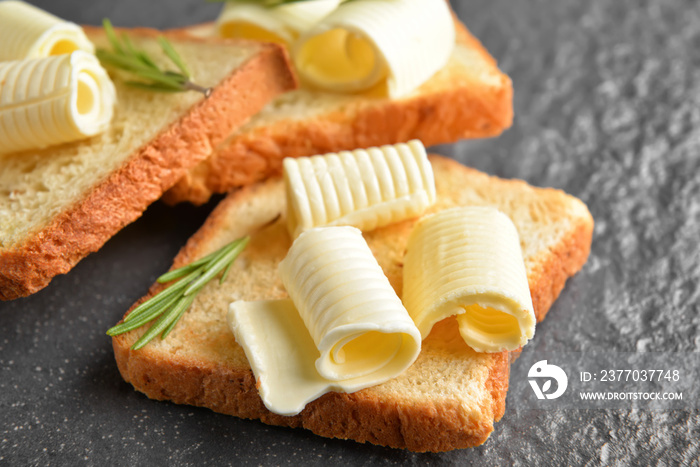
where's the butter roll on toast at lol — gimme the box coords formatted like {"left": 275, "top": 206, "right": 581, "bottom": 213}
{"left": 163, "top": 13, "right": 513, "bottom": 205}
{"left": 112, "top": 155, "right": 593, "bottom": 452}
{"left": 0, "top": 27, "right": 295, "bottom": 300}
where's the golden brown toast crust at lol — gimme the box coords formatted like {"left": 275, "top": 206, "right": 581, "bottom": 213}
{"left": 112, "top": 156, "right": 593, "bottom": 452}
{"left": 0, "top": 28, "right": 296, "bottom": 300}
{"left": 162, "top": 19, "right": 514, "bottom": 205}
{"left": 114, "top": 339, "right": 508, "bottom": 452}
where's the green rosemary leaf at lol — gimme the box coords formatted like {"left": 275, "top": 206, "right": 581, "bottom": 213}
{"left": 107, "top": 310, "right": 163, "bottom": 337}
{"left": 120, "top": 33, "right": 138, "bottom": 61}
{"left": 160, "top": 294, "right": 197, "bottom": 340}
{"left": 181, "top": 242, "right": 238, "bottom": 295}
{"left": 102, "top": 19, "right": 123, "bottom": 54}
{"left": 220, "top": 257, "right": 236, "bottom": 285}
{"left": 124, "top": 81, "right": 184, "bottom": 93}
{"left": 123, "top": 268, "right": 203, "bottom": 323}
{"left": 136, "top": 49, "right": 159, "bottom": 70}
{"left": 158, "top": 36, "right": 190, "bottom": 77}
{"left": 220, "top": 237, "right": 249, "bottom": 284}
{"left": 184, "top": 237, "right": 249, "bottom": 296}
{"left": 106, "top": 291, "right": 180, "bottom": 336}
{"left": 131, "top": 295, "right": 192, "bottom": 351}
{"left": 98, "top": 19, "right": 211, "bottom": 96}
{"left": 157, "top": 263, "right": 201, "bottom": 284}
{"left": 96, "top": 49, "right": 159, "bottom": 76}
{"left": 127, "top": 66, "right": 186, "bottom": 88}
{"left": 106, "top": 234, "right": 251, "bottom": 350}
{"left": 120, "top": 33, "right": 157, "bottom": 71}
{"left": 157, "top": 243, "right": 232, "bottom": 283}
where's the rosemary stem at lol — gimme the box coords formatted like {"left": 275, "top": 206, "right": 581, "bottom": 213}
{"left": 183, "top": 81, "right": 213, "bottom": 97}
{"left": 184, "top": 237, "right": 249, "bottom": 296}
{"left": 98, "top": 18, "right": 207, "bottom": 96}
{"left": 160, "top": 294, "right": 197, "bottom": 339}
{"left": 124, "top": 268, "right": 203, "bottom": 322}
{"left": 107, "top": 233, "right": 250, "bottom": 350}
{"left": 158, "top": 241, "right": 232, "bottom": 283}
{"left": 107, "top": 291, "right": 183, "bottom": 336}
{"left": 131, "top": 296, "right": 191, "bottom": 351}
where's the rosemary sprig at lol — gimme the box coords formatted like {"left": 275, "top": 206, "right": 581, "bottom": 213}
{"left": 96, "top": 19, "right": 212, "bottom": 97}
{"left": 107, "top": 236, "right": 250, "bottom": 350}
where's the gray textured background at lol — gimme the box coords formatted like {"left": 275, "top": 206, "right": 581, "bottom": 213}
{"left": 1, "top": 0, "right": 699, "bottom": 465}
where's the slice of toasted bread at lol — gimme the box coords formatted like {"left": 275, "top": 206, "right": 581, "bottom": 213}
{"left": 0, "top": 27, "right": 296, "bottom": 300}
{"left": 162, "top": 15, "right": 513, "bottom": 205}
{"left": 112, "top": 155, "right": 593, "bottom": 452}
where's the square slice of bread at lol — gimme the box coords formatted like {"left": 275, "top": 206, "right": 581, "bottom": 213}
{"left": 112, "top": 155, "right": 593, "bottom": 452}
{"left": 162, "top": 15, "right": 513, "bottom": 205}
{"left": 0, "top": 28, "right": 296, "bottom": 300}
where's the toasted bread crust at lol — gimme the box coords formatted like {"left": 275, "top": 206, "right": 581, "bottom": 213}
{"left": 530, "top": 213, "right": 594, "bottom": 322}
{"left": 162, "top": 19, "right": 513, "bottom": 205}
{"left": 0, "top": 31, "right": 296, "bottom": 301}
{"left": 113, "top": 156, "right": 593, "bottom": 452}
{"left": 114, "top": 341, "right": 503, "bottom": 452}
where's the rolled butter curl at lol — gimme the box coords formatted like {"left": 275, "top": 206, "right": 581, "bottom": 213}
{"left": 284, "top": 140, "right": 436, "bottom": 238}
{"left": 293, "top": 0, "right": 455, "bottom": 96}
{"left": 0, "top": 1, "right": 95, "bottom": 61}
{"left": 402, "top": 207, "right": 536, "bottom": 352}
{"left": 0, "top": 51, "right": 116, "bottom": 154}
{"left": 217, "top": 0, "right": 340, "bottom": 46}
{"left": 279, "top": 226, "right": 421, "bottom": 381}
{"left": 229, "top": 226, "right": 421, "bottom": 415}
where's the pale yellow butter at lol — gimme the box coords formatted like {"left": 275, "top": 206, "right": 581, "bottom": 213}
{"left": 228, "top": 226, "right": 421, "bottom": 416}
{"left": 402, "top": 207, "right": 536, "bottom": 352}
{"left": 284, "top": 140, "right": 436, "bottom": 238}
{"left": 293, "top": 0, "right": 455, "bottom": 96}
{"left": 0, "top": 51, "right": 116, "bottom": 154}
{"left": 0, "top": 1, "right": 94, "bottom": 61}
{"left": 216, "top": 0, "right": 340, "bottom": 46}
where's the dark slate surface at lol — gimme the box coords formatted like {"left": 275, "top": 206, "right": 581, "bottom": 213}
{"left": 1, "top": 0, "right": 699, "bottom": 465}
